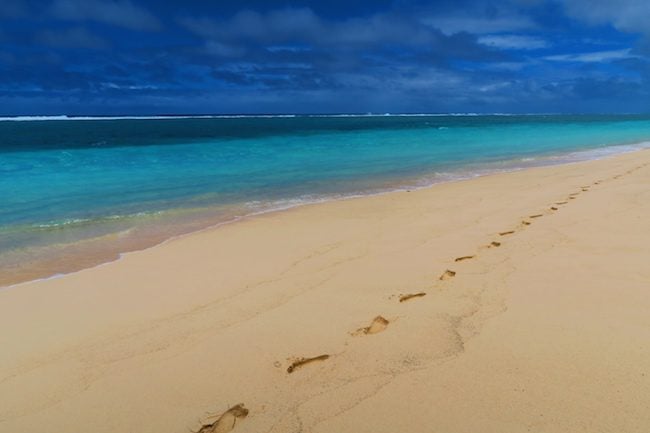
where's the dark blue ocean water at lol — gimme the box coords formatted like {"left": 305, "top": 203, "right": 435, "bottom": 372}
{"left": 2, "top": 114, "right": 650, "bottom": 285}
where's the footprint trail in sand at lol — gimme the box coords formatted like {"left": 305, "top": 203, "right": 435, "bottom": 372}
{"left": 287, "top": 355, "right": 330, "bottom": 373}
{"left": 439, "top": 269, "right": 456, "bottom": 280}
{"left": 355, "top": 316, "right": 390, "bottom": 335}
{"left": 196, "top": 404, "right": 249, "bottom": 433}
{"left": 399, "top": 293, "right": 426, "bottom": 303}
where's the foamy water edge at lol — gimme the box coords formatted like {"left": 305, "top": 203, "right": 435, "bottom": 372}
{"left": 2, "top": 140, "right": 649, "bottom": 291}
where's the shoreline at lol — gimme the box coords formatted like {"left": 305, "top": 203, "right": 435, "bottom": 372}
{"left": 3, "top": 139, "right": 650, "bottom": 290}
{"left": 2, "top": 148, "right": 650, "bottom": 432}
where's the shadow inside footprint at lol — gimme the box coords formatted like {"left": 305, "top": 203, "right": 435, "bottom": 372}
{"left": 555, "top": 201, "right": 568, "bottom": 205}
{"left": 529, "top": 214, "right": 543, "bottom": 218}
{"left": 550, "top": 207, "right": 558, "bottom": 211}
{"left": 287, "top": 355, "right": 330, "bottom": 373}
{"left": 399, "top": 292, "right": 426, "bottom": 302}
{"left": 522, "top": 221, "right": 531, "bottom": 226}
{"left": 356, "top": 315, "right": 390, "bottom": 335}
{"left": 439, "top": 269, "right": 456, "bottom": 280}
{"left": 499, "top": 230, "right": 515, "bottom": 236}
{"left": 454, "top": 255, "right": 475, "bottom": 262}
{"left": 489, "top": 241, "right": 501, "bottom": 248}
{"left": 196, "top": 404, "right": 249, "bottom": 433}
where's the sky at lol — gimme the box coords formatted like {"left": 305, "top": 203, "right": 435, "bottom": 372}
{"left": 1, "top": 0, "right": 650, "bottom": 115}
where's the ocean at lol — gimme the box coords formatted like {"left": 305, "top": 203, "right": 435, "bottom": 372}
{"left": 2, "top": 114, "right": 650, "bottom": 286}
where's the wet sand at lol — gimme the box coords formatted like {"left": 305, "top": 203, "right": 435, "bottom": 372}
{"left": 2, "top": 150, "right": 650, "bottom": 432}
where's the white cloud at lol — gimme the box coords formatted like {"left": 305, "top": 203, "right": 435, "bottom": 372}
{"left": 483, "top": 61, "right": 530, "bottom": 71}
{"left": 479, "top": 34, "right": 549, "bottom": 50}
{"left": 422, "top": 13, "right": 536, "bottom": 35}
{"left": 266, "top": 45, "right": 312, "bottom": 53}
{"left": 102, "top": 82, "right": 159, "bottom": 90}
{"left": 561, "top": 0, "right": 650, "bottom": 35}
{"left": 545, "top": 48, "right": 636, "bottom": 62}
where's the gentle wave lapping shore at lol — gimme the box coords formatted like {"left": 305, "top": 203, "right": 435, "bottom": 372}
{"left": 3, "top": 115, "right": 650, "bottom": 287}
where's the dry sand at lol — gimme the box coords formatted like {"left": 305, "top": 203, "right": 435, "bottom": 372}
{"left": 2, "top": 150, "right": 650, "bottom": 432}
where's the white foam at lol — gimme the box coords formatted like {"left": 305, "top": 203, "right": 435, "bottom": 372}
{"left": 0, "top": 115, "right": 298, "bottom": 122}
{"left": 0, "top": 113, "right": 566, "bottom": 122}
{"left": 3, "top": 138, "right": 649, "bottom": 290}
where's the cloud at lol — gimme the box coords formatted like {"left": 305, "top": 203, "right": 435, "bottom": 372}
{"left": 545, "top": 48, "right": 636, "bottom": 62}
{"left": 3, "top": 0, "right": 650, "bottom": 114}
{"left": 180, "top": 7, "right": 504, "bottom": 62}
{"left": 180, "top": 8, "right": 322, "bottom": 45}
{"left": 560, "top": 0, "right": 650, "bottom": 38}
{"left": 421, "top": 13, "right": 536, "bottom": 35}
{"left": 177, "top": 6, "right": 511, "bottom": 102}
{"left": 478, "top": 34, "right": 549, "bottom": 50}
{"left": 478, "top": 35, "right": 550, "bottom": 50}
{"left": 50, "top": 0, "right": 161, "bottom": 31}
{"left": 570, "top": 77, "right": 643, "bottom": 100}
{"left": 36, "top": 27, "right": 109, "bottom": 50}
{"left": 101, "top": 82, "right": 158, "bottom": 90}
{"left": 204, "top": 41, "right": 246, "bottom": 58}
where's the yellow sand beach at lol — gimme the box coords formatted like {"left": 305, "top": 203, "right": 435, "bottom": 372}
{"left": 2, "top": 149, "right": 650, "bottom": 432}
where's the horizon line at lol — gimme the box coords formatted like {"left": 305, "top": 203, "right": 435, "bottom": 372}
{"left": 2, "top": 112, "right": 650, "bottom": 121}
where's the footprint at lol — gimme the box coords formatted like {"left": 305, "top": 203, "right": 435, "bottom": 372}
{"left": 499, "top": 230, "right": 515, "bottom": 236}
{"left": 355, "top": 315, "right": 390, "bottom": 335}
{"left": 582, "top": 188, "right": 589, "bottom": 192}
{"left": 196, "top": 404, "right": 249, "bottom": 433}
{"left": 439, "top": 269, "right": 456, "bottom": 280}
{"left": 555, "top": 201, "right": 568, "bottom": 205}
{"left": 569, "top": 193, "right": 580, "bottom": 197}
{"left": 489, "top": 241, "right": 501, "bottom": 248}
{"left": 550, "top": 207, "right": 558, "bottom": 211}
{"left": 522, "top": 221, "right": 531, "bottom": 226}
{"left": 287, "top": 355, "right": 330, "bottom": 373}
{"left": 399, "top": 292, "right": 426, "bottom": 302}
{"left": 454, "top": 255, "right": 475, "bottom": 262}
{"left": 529, "top": 214, "right": 543, "bottom": 218}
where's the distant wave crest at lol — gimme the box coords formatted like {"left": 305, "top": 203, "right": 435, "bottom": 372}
{"left": 0, "top": 113, "right": 559, "bottom": 122}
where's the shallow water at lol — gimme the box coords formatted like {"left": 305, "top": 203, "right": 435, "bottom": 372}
{"left": 2, "top": 114, "right": 650, "bottom": 286}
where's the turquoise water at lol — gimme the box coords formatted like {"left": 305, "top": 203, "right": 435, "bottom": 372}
{"left": 2, "top": 114, "right": 650, "bottom": 285}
